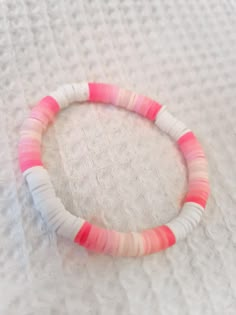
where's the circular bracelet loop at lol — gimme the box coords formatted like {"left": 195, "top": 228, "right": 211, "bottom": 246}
{"left": 18, "top": 82, "right": 210, "bottom": 256}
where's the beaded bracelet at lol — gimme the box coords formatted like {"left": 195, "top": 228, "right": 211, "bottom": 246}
{"left": 18, "top": 82, "right": 210, "bottom": 257}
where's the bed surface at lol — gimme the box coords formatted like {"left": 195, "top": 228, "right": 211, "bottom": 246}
{"left": 0, "top": 0, "right": 236, "bottom": 314}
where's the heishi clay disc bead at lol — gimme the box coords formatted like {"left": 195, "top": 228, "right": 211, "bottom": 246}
{"left": 18, "top": 82, "right": 210, "bottom": 257}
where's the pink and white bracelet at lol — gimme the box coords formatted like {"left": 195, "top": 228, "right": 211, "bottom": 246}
{"left": 18, "top": 82, "right": 210, "bottom": 257}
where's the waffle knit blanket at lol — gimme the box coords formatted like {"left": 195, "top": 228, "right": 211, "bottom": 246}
{"left": 0, "top": 0, "right": 236, "bottom": 314}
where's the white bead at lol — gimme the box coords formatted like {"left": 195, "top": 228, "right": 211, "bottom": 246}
{"left": 71, "top": 82, "right": 90, "bottom": 102}
{"left": 166, "top": 202, "right": 204, "bottom": 241}
{"left": 50, "top": 82, "right": 89, "bottom": 109}
{"left": 50, "top": 88, "right": 69, "bottom": 109}
{"left": 155, "top": 107, "right": 190, "bottom": 141}
{"left": 23, "top": 166, "right": 84, "bottom": 239}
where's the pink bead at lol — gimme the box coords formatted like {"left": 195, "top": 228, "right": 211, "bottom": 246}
{"left": 39, "top": 96, "right": 60, "bottom": 114}
{"left": 74, "top": 221, "right": 92, "bottom": 245}
{"left": 133, "top": 95, "right": 162, "bottom": 121}
{"left": 88, "top": 83, "right": 119, "bottom": 104}
{"left": 74, "top": 221, "right": 176, "bottom": 256}
{"left": 19, "top": 159, "right": 43, "bottom": 172}
{"left": 177, "top": 132, "right": 210, "bottom": 208}
{"left": 30, "top": 96, "right": 60, "bottom": 126}
{"left": 88, "top": 83, "right": 162, "bottom": 121}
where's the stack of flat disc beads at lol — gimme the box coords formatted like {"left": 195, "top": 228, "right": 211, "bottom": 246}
{"left": 18, "top": 82, "right": 210, "bottom": 257}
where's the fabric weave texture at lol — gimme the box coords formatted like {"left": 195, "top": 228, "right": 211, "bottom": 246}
{"left": 0, "top": 0, "right": 236, "bottom": 314}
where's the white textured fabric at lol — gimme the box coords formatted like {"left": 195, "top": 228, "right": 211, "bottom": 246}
{"left": 0, "top": 1, "right": 236, "bottom": 314}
